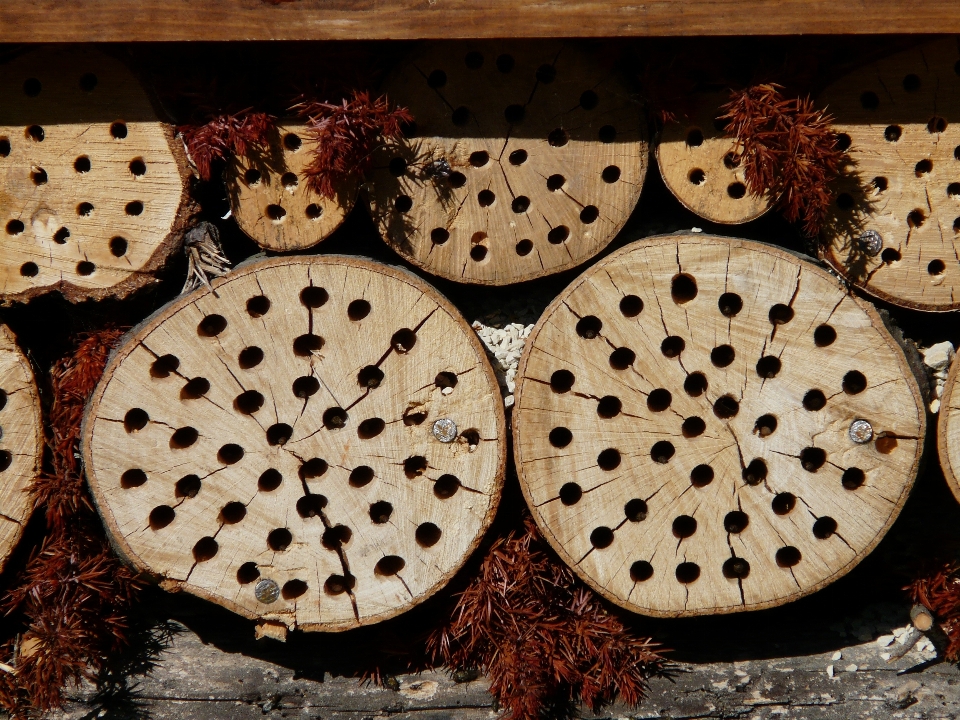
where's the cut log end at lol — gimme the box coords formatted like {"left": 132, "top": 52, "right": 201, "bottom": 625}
{"left": 83, "top": 255, "right": 506, "bottom": 631}
{"left": 514, "top": 233, "right": 925, "bottom": 617}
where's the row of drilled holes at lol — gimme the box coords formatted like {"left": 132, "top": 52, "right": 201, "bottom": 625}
{"left": 0, "top": 391, "right": 11, "bottom": 470}
{"left": 19, "top": 73, "right": 99, "bottom": 96}
{"left": 0, "top": 122, "right": 128, "bottom": 149}
{"left": 624, "top": 548, "right": 806, "bottom": 585}
{"left": 686, "top": 168, "right": 748, "bottom": 199}
{"left": 858, "top": 61, "right": 960, "bottom": 108}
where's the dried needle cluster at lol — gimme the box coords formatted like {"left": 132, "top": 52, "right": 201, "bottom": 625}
{"left": 908, "top": 563, "right": 960, "bottom": 661}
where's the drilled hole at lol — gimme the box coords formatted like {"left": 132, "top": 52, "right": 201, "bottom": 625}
{"left": 812, "top": 324, "right": 837, "bottom": 347}
{"left": 357, "top": 418, "right": 385, "bottom": 440}
{"left": 580, "top": 205, "right": 599, "bottom": 224}
{"left": 322, "top": 407, "right": 348, "bottom": 430}
{"left": 124, "top": 408, "right": 149, "bottom": 432}
{"left": 907, "top": 209, "right": 925, "bottom": 228}
{"left": 598, "top": 448, "right": 622, "bottom": 470}
{"left": 676, "top": 562, "right": 701, "bottom": 584}
{"left": 511, "top": 195, "right": 531, "bottom": 214}
{"left": 300, "top": 458, "right": 328, "bottom": 479}
{"left": 716, "top": 292, "right": 743, "bottom": 317}
{"left": 376, "top": 556, "right": 406, "bottom": 576}
{"left": 221, "top": 501, "right": 247, "bottom": 524}
{"left": 754, "top": 414, "right": 777, "bottom": 437}
{"left": 357, "top": 366, "right": 384, "bottom": 389}
{"left": 647, "top": 388, "right": 672, "bottom": 412}
{"left": 671, "top": 274, "right": 698, "bottom": 303}
{"left": 873, "top": 176, "right": 888, "bottom": 192}
{"left": 597, "top": 396, "right": 622, "bottom": 419}
{"left": 712, "top": 395, "right": 738, "bottom": 419}
{"left": 929, "top": 116, "right": 948, "bottom": 134}
{"left": 630, "top": 561, "right": 654, "bottom": 582}
{"left": 180, "top": 377, "right": 210, "bottom": 399}
{"left": 884, "top": 125, "right": 902, "bottom": 142}
{"left": 20, "top": 262, "right": 38, "bottom": 277}
{"left": 109, "top": 236, "right": 127, "bottom": 257}
{"left": 602, "top": 165, "right": 621, "bottom": 183}
{"left": 258, "top": 469, "right": 282, "bottom": 492}
{"left": 237, "top": 346, "right": 264, "bottom": 370}
{"left": 0, "top": 138, "right": 9, "bottom": 157}
{"left": 724, "top": 511, "right": 749, "bottom": 533}
{"left": 546, "top": 174, "right": 565, "bottom": 191}
{"left": 771, "top": 492, "right": 796, "bottom": 515}
{"left": 121, "top": 469, "right": 148, "bottom": 489}
{"left": 434, "top": 474, "right": 460, "bottom": 499}
{"left": 549, "top": 427, "right": 573, "bottom": 448}
{"left": 191, "top": 537, "right": 217, "bottom": 562}
{"left": 536, "top": 64, "right": 556, "bottom": 83}
{"left": 756, "top": 355, "right": 781, "bottom": 378}
{"left": 402, "top": 407, "right": 427, "bottom": 426}
{"left": 842, "top": 370, "right": 867, "bottom": 394}
{"left": 5, "top": 220, "right": 24, "bottom": 235}
{"left": 350, "top": 466, "right": 375, "bottom": 488}
{"left": 776, "top": 546, "right": 801, "bottom": 567}
{"left": 283, "top": 133, "right": 301, "bottom": 151}
{"left": 76, "top": 261, "right": 95, "bottom": 276}
{"left": 915, "top": 159, "right": 933, "bottom": 176}
{"left": 198, "top": 314, "right": 227, "bottom": 337}
{"left": 149, "top": 505, "right": 175, "bottom": 530}
{"left": 686, "top": 128, "right": 704, "bottom": 147}
{"left": 711, "top": 344, "right": 735, "bottom": 368}
{"left": 599, "top": 125, "right": 616, "bottom": 142}
{"left": 451, "top": 106, "right": 470, "bottom": 126}
{"left": 548, "top": 128, "right": 569, "bottom": 147}
{"left": 547, "top": 225, "right": 569, "bottom": 244}
{"left": 812, "top": 516, "right": 838, "bottom": 539}
{"left": 559, "top": 482, "right": 582, "bottom": 505}
{"left": 860, "top": 91, "right": 880, "bottom": 110}
{"left": 576, "top": 315, "right": 602, "bottom": 339}
{"left": 590, "top": 527, "right": 614, "bottom": 549}
{"left": 624, "top": 498, "right": 648, "bottom": 522}
{"left": 836, "top": 193, "right": 854, "bottom": 210}
{"left": 77, "top": 202, "right": 94, "bottom": 216}
{"left": 293, "top": 334, "right": 324, "bottom": 357}
{"left": 51, "top": 227, "right": 71, "bottom": 245}
{"left": 322, "top": 524, "right": 352, "bottom": 550}
{"left": 237, "top": 562, "right": 260, "bottom": 584}
{"left": 222, "top": 402, "right": 260, "bottom": 439}
{"left": 769, "top": 304, "right": 794, "bottom": 325}
{"left": 305, "top": 203, "right": 323, "bottom": 220}
{"left": 31, "top": 168, "right": 47, "bottom": 185}
{"left": 928, "top": 259, "right": 946, "bottom": 275}
{"left": 218, "top": 443, "right": 245, "bottom": 464}
{"left": 651, "top": 441, "right": 675, "bottom": 464}
{"left": 619, "top": 294, "right": 643, "bottom": 317}
{"left": 281, "top": 172, "right": 298, "bottom": 189}
{"left": 27, "top": 125, "right": 44, "bottom": 142}
{"left": 394, "top": 195, "right": 413, "bottom": 213}
{"left": 323, "top": 575, "right": 352, "bottom": 595}
{"left": 448, "top": 171, "right": 466, "bottom": 188}
{"left": 727, "top": 182, "right": 747, "bottom": 199}
{"left": 682, "top": 416, "right": 706, "bottom": 438}
{"left": 742, "top": 458, "right": 767, "bottom": 485}
{"left": 509, "top": 149, "right": 527, "bottom": 165}
{"left": 170, "top": 426, "right": 198, "bottom": 448}
{"left": 416, "top": 522, "right": 442, "bottom": 548}
{"left": 842, "top": 467, "right": 865, "bottom": 490}
{"left": 125, "top": 200, "right": 143, "bottom": 216}
{"left": 267, "top": 528, "right": 293, "bottom": 552}
{"left": 723, "top": 151, "right": 741, "bottom": 168}
{"left": 266, "top": 423, "right": 292, "bottom": 446}
{"left": 370, "top": 500, "right": 393, "bottom": 524}
{"left": 391, "top": 328, "right": 417, "bottom": 353}
{"left": 470, "top": 245, "right": 488, "bottom": 262}
{"left": 689, "top": 168, "right": 705, "bottom": 185}
{"left": 427, "top": 69, "right": 447, "bottom": 88}
{"left": 550, "top": 369, "right": 575, "bottom": 393}
{"left": 723, "top": 558, "right": 751, "bottom": 579}
{"left": 609, "top": 347, "right": 635, "bottom": 370}
{"left": 404, "top": 455, "right": 428, "bottom": 479}
{"left": 690, "top": 464, "right": 714, "bottom": 487}
{"left": 300, "top": 285, "right": 329, "bottom": 308}
{"left": 247, "top": 295, "right": 270, "bottom": 317}
{"left": 516, "top": 239, "right": 533, "bottom": 256}
{"left": 661, "top": 336, "right": 685, "bottom": 358}
{"left": 431, "top": 228, "right": 450, "bottom": 245}
{"left": 800, "top": 447, "right": 826, "bottom": 472}
{"left": 673, "top": 515, "right": 697, "bottom": 538}
{"left": 504, "top": 104, "right": 525, "bottom": 123}
{"left": 802, "top": 388, "right": 827, "bottom": 411}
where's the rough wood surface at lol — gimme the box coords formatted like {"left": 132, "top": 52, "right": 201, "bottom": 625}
{"left": 656, "top": 93, "right": 773, "bottom": 225}
{"left": 3, "top": 1, "right": 960, "bottom": 41}
{"left": 513, "top": 233, "right": 925, "bottom": 617}
{"left": 226, "top": 124, "right": 357, "bottom": 252}
{"left": 0, "top": 324, "right": 41, "bottom": 574}
{"left": 937, "top": 349, "right": 960, "bottom": 506}
{"left": 81, "top": 255, "right": 506, "bottom": 632}
{"left": 819, "top": 38, "right": 960, "bottom": 312}
{"left": 365, "top": 41, "right": 647, "bottom": 286}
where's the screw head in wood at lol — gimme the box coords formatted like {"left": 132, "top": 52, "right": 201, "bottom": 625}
{"left": 849, "top": 419, "right": 874, "bottom": 444}
{"left": 254, "top": 578, "right": 280, "bottom": 604}
{"left": 432, "top": 418, "right": 458, "bottom": 443}
{"left": 857, "top": 230, "right": 883, "bottom": 257}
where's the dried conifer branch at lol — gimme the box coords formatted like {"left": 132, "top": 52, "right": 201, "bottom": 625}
{"left": 292, "top": 90, "right": 412, "bottom": 199}
{"left": 427, "top": 515, "right": 666, "bottom": 719}
{"left": 719, "top": 83, "right": 844, "bottom": 236}
{"left": 907, "top": 562, "right": 960, "bottom": 661}
{"left": 181, "top": 222, "right": 231, "bottom": 295}
{"left": 0, "top": 329, "right": 144, "bottom": 717}
{"left": 177, "top": 109, "right": 276, "bottom": 181}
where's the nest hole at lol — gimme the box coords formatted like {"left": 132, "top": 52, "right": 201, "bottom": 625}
{"left": 19, "top": 263, "right": 38, "bottom": 278}
{"left": 350, "top": 466, "right": 375, "bottom": 488}
{"left": 841, "top": 467, "right": 866, "bottom": 489}
{"left": 813, "top": 516, "right": 838, "bottom": 539}
{"left": 512, "top": 196, "right": 531, "bottom": 214}
{"left": 237, "top": 562, "right": 260, "bottom": 585}
{"left": 769, "top": 303, "right": 794, "bottom": 325}
{"left": 193, "top": 537, "right": 218, "bottom": 562}
{"left": 842, "top": 370, "right": 867, "bottom": 394}
{"left": 776, "top": 546, "right": 802, "bottom": 568}
{"left": 357, "top": 366, "right": 384, "bottom": 389}
{"left": 711, "top": 344, "right": 735, "bottom": 368}
{"left": 110, "top": 236, "right": 128, "bottom": 257}
{"left": 803, "top": 389, "right": 827, "bottom": 411}
{"left": 714, "top": 395, "right": 739, "bottom": 419}
{"left": 323, "top": 575, "right": 353, "bottom": 596}
{"left": 546, "top": 174, "right": 565, "bottom": 191}
{"left": 451, "top": 106, "right": 470, "bottom": 126}
{"left": 267, "top": 528, "right": 293, "bottom": 552}
{"left": 322, "top": 524, "right": 352, "bottom": 550}
{"left": 690, "top": 464, "right": 714, "bottom": 487}
{"left": 598, "top": 448, "right": 622, "bottom": 470}
{"left": 121, "top": 468, "right": 148, "bottom": 489}
{"left": 602, "top": 165, "right": 621, "bottom": 183}
{"left": 238, "top": 346, "right": 264, "bottom": 370}
{"left": 234, "top": 389, "right": 265, "bottom": 414}
{"left": 771, "top": 492, "right": 796, "bottom": 515}
{"left": 431, "top": 228, "right": 450, "bottom": 245}
{"left": 620, "top": 294, "right": 643, "bottom": 317}
{"left": 548, "top": 128, "right": 569, "bottom": 147}
{"left": 391, "top": 328, "right": 417, "bottom": 353}
{"left": 376, "top": 556, "right": 406, "bottom": 576}
{"left": 686, "top": 128, "right": 704, "bottom": 147}
{"left": 218, "top": 443, "right": 245, "bottom": 464}
{"left": 718, "top": 292, "right": 743, "bottom": 317}
{"left": 884, "top": 125, "right": 902, "bottom": 142}
{"left": 723, "top": 558, "right": 751, "bottom": 579}
{"left": 299, "top": 457, "right": 329, "bottom": 480}
{"left": 258, "top": 469, "right": 282, "bottom": 492}
{"left": 404, "top": 455, "right": 428, "bottom": 479}
{"left": 689, "top": 168, "right": 706, "bottom": 185}
{"left": 676, "top": 562, "right": 701, "bottom": 584}
{"left": 198, "top": 314, "right": 227, "bottom": 337}
{"left": 281, "top": 172, "right": 298, "bottom": 189}
{"left": 509, "top": 149, "right": 527, "bottom": 165}
{"left": 550, "top": 369, "right": 575, "bottom": 393}
{"left": 293, "top": 333, "right": 325, "bottom": 356}
{"left": 221, "top": 501, "right": 247, "bottom": 524}
{"left": 754, "top": 414, "right": 778, "bottom": 437}
{"left": 928, "top": 259, "right": 946, "bottom": 275}
{"left": 416, "top": 522, "right": 442, "bottom": 547}
{"left": 907, "top": 209, "right": 925, "bottom": 228}
{"left": 5, "top": 220, "right": 24, "bottom": 235}
{"left": 434, "top": 474, "right": 461, "bottom": 499}
{"left": 800, "top": 446, "right": 827, "bottom": 472}
{"left": 814, "top": 324, "right": 837, "bottom": 347}
{"left": 590, "top": 527, "right": 614, "bottom": 549}
{"left": 123, "top": 408, "right": 149, "bottom": 433}
{"left": 650, "top": 440, "right": 675, "bottom": 464}
{"left": 394, "top": 195, "right": 413, "bottom": 213}
{"left": 370, "top": 501, "right": 393, "bottom": 524}
{"left": 647, "top": 388, "right": 672, "bottom": 412}
{"left": 742, "top": 458, "right": 767, "bottom": 485}
{"left": 928, "top": 116, "right": 948, "bottom": 134}
{"left": 27, "top": 125, "right": 44, "bottom": 142}
{"left": 347, "top": 299, "right": 371, "bottom": 321}
{"left": 630, "top": 561, "right": 654, "bottom": 582}
{"left": 547, "top": 225, "right": 569, "bottom": 244}
{"left": 672, "top": 515, "right": 697, "bottom": 538}
{"left": 283, "top": 580, "right": 308, "bottom": 599}
{"left": 516, "top": 239, "right": 533, "bottom": 256}
{"left": 175, "top": 474, "right": 201, "bottom": 498}
{"left": 77, "top": 261, "right": 96, "bottom": 277}
{"left": 402, "top": 406, "right": 427, "bottom": 426}
{"left": 300, "top": 285, "right": 329, "bottom": 308}
{"left": 661, "top": 335, "right": 685, "bottom": 358}
{"left": 247, "top": 295, "right": 271, "bottom": 317}
{"left": 549, "top": 426, "right": 573, "bottom": 448}
{"left": 860, "top": 91, "right": 880, "bottom": 110}
{"left": 727, "top": 182, "right": 746, "bottom": 199}
{"left": 357, "top": 418, "right": 385, "bottom": 440}
{"left": 597, "top": 395, "right": 622, "bottom": 419}
{"left": 625, "top": 498, "right": 648, "bottom": 522}
{"left": 599, "top": 125, "right": 616, "bottom": 143}
{"left": 559, "top": 482, "right": 582, "bottom": 506}
{"left": 724, "top": 511, "right": 749, "bottom": 533}
{"left": 125, "top": 200, "right": 144, "bottom": 216}
{"left": 283, "top": 133, "right": 302, "bottom": 151}
{"left": 609, "top": 347, "right": 636, "bottom": 369}
{"left": 681, "top": 416, "right": 706, "bottom": 438}
{"left": 756, "top": 355, "right": 781, "bottom": 378}
{"left": 266, "top": 423, "right": 292, "bottom": 446}
{"left": 576, "top": 315, "right": 602, "bottom": 339}
{"left": 169, "top": 426, "right": 199, "bottom": 449}
{"left": 671, "top": 274, "right": 698, "bottom": 304}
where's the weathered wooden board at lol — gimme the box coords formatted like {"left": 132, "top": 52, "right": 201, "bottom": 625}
{"left": 82, "top": 255, "right": 506, "bottom": 633}
{"left": 1, "top": 0, "right": 960, "bottom": 41}
{"left": 513, "top": 233, "right": 925, "bottom": 617}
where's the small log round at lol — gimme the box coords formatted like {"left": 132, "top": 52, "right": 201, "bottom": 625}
{"left": 82, "top": 255, "right": 506, "bottom": 631}
{"left": 656, "top": 92, "right": 773, "bottom": 224}
{"left": 819, "top": 38, "right": 960, "bottom": 312}
{"left": 513, "top": 233, "right": 925, "bottom": 617}
{"left": 364, "top": 42, "right": 648, "bottom": 285}
{"left": 0, "top": 324, "right": 42, "bottom": 573}
{"left": 225, "top": 123, "right": 358, "bottom": 252}
{"left": 936, "top": 350, "right": 960, "bottom": 505}
{"left": 0, "top": 46, "right": 195, "bottom": 303}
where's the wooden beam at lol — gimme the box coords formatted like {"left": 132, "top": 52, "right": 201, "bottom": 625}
{"left": 1, "top": 0, "right": 958, "bottom": 41}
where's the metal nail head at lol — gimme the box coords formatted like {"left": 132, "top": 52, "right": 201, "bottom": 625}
{"left": 849, "top": 419, "right": 874, "bottom": 444}
{"left": 255, "top": 578, "right": 280, "bottom": 604}
{"left": 857, "top": 230, "right": 883, "bottom": 257}
{"left": 432, "top": 418, "right": 458, "bottom": 443}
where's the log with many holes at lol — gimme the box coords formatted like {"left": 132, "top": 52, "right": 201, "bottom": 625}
{"left": 0, "top": 324, "right": 42, "bottom": 573}
{"left": 513, "top": 234, "right": 925, "bottom": 617}
{"left": 819, "top": 38, "right": 960, "bottom": 312}
{"left": 364, "top": 42, "right": 647, "bottom": 285}
{"left": 226, "top": 124, "right": 358, "bottom": 252}
{"left": 81, "top": 255, "right": 505, "bottom": 632}
{"left": 0, "top": 46, "right": 195, "bottom": 304}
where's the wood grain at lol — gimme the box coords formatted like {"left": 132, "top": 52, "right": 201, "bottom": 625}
{"left": 0, "top": 46, "right": 195, "bottom": 303}
{"left": 1, "top": 1, "right": 959, "bottom": 41}
{"left": 656, "top": 92, "right": 773, "bottom": 225}
{"left": 937, "top": 351, "right": 960, "bottom": 505}
{"left": 819, "top": 38, "right": 960, "bottom": 312}
{"left": 513, "top": 233, "right": 925, "bottom": 617}
{"left": 82, "top": 255, "right": 506, "bottom": 632}
{"left": 226, "top": 124, "right": 357, "bottom": 253}
{"left": 365, "top": 41, "right": 647, "bottom": 285}
{"left": 0, "top": 323, "right": 42, "bottom": 574}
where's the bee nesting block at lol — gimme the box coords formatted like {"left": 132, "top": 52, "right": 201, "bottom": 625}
{"left": 225, "top": 124, "right": 358, "bottom": 252}
{"left": 365, "top": 42, "right": 648, "bottom": 285}
{"left": 937, "top": 355, "right": 960, "bottom": 505}
{"left": 819, "top": 38, "right": 960, "bottom": 311}
{"left": 656, "top": 93, "right": 773, "bottom": 224}
{"left": 513, "top": 234, "right": 924, "bottom": 617}
{"left": 0, "top": 46, "right": 195, "bottom": 303}
{"left": 82, "top": 255, "right": 506, "bottom": 631}
{"left": 0, "top": 324, "right": 42, "bottom": 573}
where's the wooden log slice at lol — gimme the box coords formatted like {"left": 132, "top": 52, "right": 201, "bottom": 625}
{"left": 937, "top": 353, "right": 960, "bottom": 505}
{"left": 656, "top": 92, "right": 773, "bottom": 224}
{"left": 225, "top": 124, "right": 358, "bottom": 252}
{"left": 0, "top": 324, "right": 42, "bottom": 573}
{"left": 819, "top": 38, "right": 960, "bottom": 312}
{"left": 82, "top": 255, "right": 505, "bottom": 631}
{"left": 364, "top": 42, "right": 648, "bottom": 285}
{"left": 0, "top": 46, "right": 194, "bottom": 304}
{"left": 513, "top": 233, "right": 925, "bottom": 617}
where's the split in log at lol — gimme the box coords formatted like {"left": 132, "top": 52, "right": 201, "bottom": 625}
{"left": 936, "top": 347, "right": 960, "bottom": 506}
{"left": 226, "top": 124, "right": 358, "bottom": 252}
{"left": 819, "top": 38, "right": 960, "bottom": 312}
{"left": 656, "top": 92, "right": 773, "bottom": 225}
{"left": 0, "top": 324, "right": 42, "bottom": 573}
{"left": 0, "top": 46, "right": 195, "bottom": 304}
{"left": 81, "top": 255, "right": 506, "bottom": 632}
{"left": 513, "top": 233, "right": 925, "bottom": 617}
{"left": 364, "top": 42, "right": 648, "bottom": 285}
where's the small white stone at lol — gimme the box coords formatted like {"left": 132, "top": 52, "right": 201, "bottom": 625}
{"left": 876, "top": 635, "right": 896, "bottom": 647}
{"left": 441, "top": 386, "right": 453, "bottom": 396}
{"left": 922, "top": 341, "right": 955, "bottom": 372}
{"left": 930, "top": 398, "right": 942, "bottom": 414}
{"left": 844, "top": 664, "right": 858, "bottom": 673}
{"left": 880, "top": 652, "right": 892, "bottom": 661}
{"left": 826, "top": 665, "right": 834, "bottom": 678}
{"left": 831, "top": 650, "right": 842, "bottom": 661}
{"left": 691, "top": 227, "right": 703, "bottom": 233}
{"left": 504, "top": 395, "right": 515, "bottom": 408}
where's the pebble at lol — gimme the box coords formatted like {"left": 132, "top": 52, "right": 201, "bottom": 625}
{"left": 831, "top": 651, "right": 842, "bottom": 661}
{"left": 826, "top": 664, "right": 835, "bottom": 678}
{"left": 472, "top": 305, "right": 541, "bottom": 409}
{"left": 845, "top": 664, "right": 858, "bottom": 673}
{"left": 920, "top": 341, "right": 955, "bottom": 413}
{"left": 876, "top": 635, "right": 895, "bottom": 647}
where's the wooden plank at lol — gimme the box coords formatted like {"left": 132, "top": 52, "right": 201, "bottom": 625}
{"left": 1, "top": 0, "right": 959, "bottom": 42}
